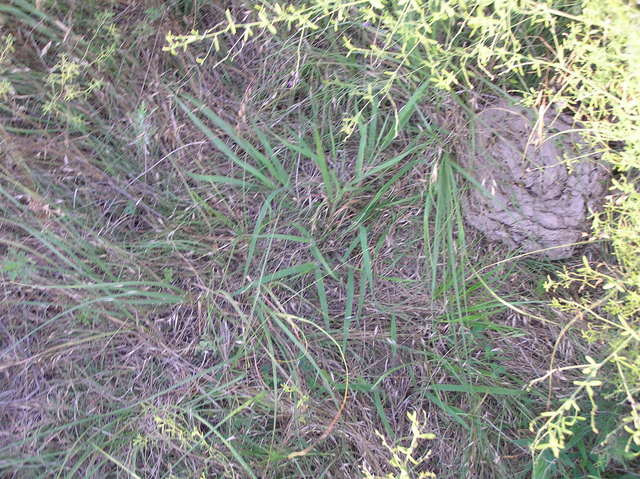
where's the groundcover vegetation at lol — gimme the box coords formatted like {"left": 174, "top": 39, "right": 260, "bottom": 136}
{"left": 0, "top": 1, "right": 638, "bottom": 478}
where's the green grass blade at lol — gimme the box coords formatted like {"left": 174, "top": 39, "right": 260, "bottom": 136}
{"left": 313, "top": 128, "right": 337, "bottom": 199}
{"left": 315, "top": 268, "right": 330, "bottom": 330}
{"left": 234, "top": 262, "right": 316, "bottom": 295}
{"left": 428, "top": 384, "right": 524, "bottom": 396}
{"left": 293, "top": 224, "right": 337, "bottom": 281}
{"left": 379, "top": 81, "right": 431, "bottom": 151}
{"left": 363, "top": 143, "right": 424, "bottom": 179}
{"left": 355, "top": 115, "right": 368, "bottom": 182}
{"left": 352, "top": 156, "right": 421, "bottom": 230}
{"left": 176, "top": 98, "right": 275, "bottom": 189}
{"left": 182, "top": 94, "right": 287, "bottom": 186}
{"left": 192, "top": 413, "right": 258, "bottom": 479}
{"left": 255, "top": 127, "right": 289, "bottom": 186}
{"left": 358, "top": 225, "right": 374, "bottom": 293}
{"left": 187, "top": 172, "right": 260, "bottom": 189}
{"left": 244, "top": 189, "right": 279, "bottom": 278}
{"left": 343, "top": 267, "right": 355, "bottom": 353}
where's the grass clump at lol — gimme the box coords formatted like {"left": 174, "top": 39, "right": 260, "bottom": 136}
{"left": 0, "top": 0, "right": 638, "bottom": 478}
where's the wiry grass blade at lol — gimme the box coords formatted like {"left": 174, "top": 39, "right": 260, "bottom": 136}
{"left": 312, "top": 128, "right": 338, "bottom": 200}
{"left": 186, "top": 172, "right": 261, "bottom": 189}
{"left": 352, "top": 156, "right": 422, "bottom": 230}
{"left": 244, "top": 189, "right": 281, "bottom": 278}
{"left": 423, "top": 153, "right": 465, "bottom": 298}
{"left": 181, "top": 94, "right": 289, "bottom": 187}
{"left": 343, "top": 266, "right": 355, "bottom": 353}
{"left": 177, "top": 98, "right": 277, "bottom": 189}
{"left": 314, "top": 268, "right": 330, "bottom": 329}
{"left": 0, "top": 2, "right": 59, "bottom": 40}
{"left": 355, "top": 114, "right": 368, "bottom": 182}
{"left": 293, "top": 223, "right": 337, "bottom": 281}
{"left": 362, "top": 142, "right": 425, "bottom": 179}
{"left": 234, "top": 262, "right": 317, "bottom": 296}
{"left": 254, "top": 127, "right": 289, "bottom": 186}
{"left": 379, "top": 81, "right": 432, "bottom": 151}
{"left": 358, "top": 225, "right": 374, "bottom": 293}
{"left": 277, "top": 130, "right": 340, "bottom": 202}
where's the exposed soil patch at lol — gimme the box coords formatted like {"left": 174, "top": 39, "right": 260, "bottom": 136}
{"left": 462, "top": 98, "right": 610, "bottom": 259}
